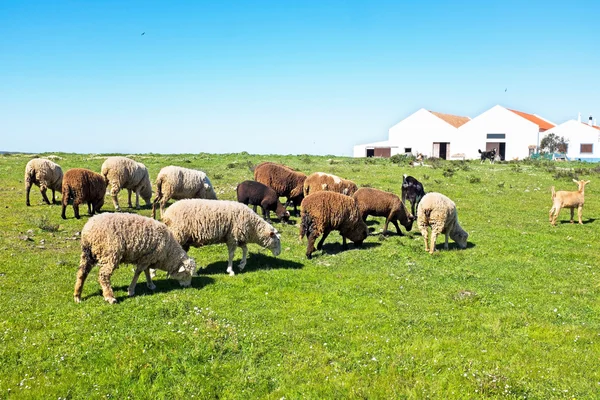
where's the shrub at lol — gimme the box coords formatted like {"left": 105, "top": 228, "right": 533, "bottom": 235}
{"left": 469, "top": 176, "right": 481, "bottom": 184}
{"left": 34, "top": 215, "right": 59, "bottom": 232}
{"left": 442, "top": 167, "right": 455, "bottom": 178}
{"left": 553, "top": 169, "right": 578, "bottom": 181}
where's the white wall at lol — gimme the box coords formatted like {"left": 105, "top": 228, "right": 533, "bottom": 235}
{"left": 544, "top": 120, "right": 600, "bottom": 161}
{"left": 387, "top": 108, "right": 462, "bottom": 158}
{"left": 456, "top": 105, "right": 540, "bottom": 160}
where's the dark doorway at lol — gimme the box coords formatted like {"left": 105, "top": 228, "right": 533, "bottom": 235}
{"left": 366, "top": 148, "right": 374, "bottom": 157}
{"left": 486, "top": 142, "right": 505, "bottom": 160}
{"left": 439, "top": 143, "right": 448, "bottom": 159}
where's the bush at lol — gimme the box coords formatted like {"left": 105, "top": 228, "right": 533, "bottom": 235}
{"left": 35, "top": 215, "right": 60, "bottom": 232}
{"left": 469, "top": 176, "right": 481, "bottom": 184}
{"left": 553, "top": 170, "right": 578, "bottom": 181}
{"left": 390, "top": 154, "right": 415, "bottom": 165}
{"left": 442, "top": 167, "right": 455, "bottom": 178}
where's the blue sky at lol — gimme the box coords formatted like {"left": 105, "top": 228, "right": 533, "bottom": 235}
{"left": 1, "top": 1, "right": 599, "bottom": 155}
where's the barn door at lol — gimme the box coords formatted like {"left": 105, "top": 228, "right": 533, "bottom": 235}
{"left": 374, "top": 147, "right": 391, "bottom": 158}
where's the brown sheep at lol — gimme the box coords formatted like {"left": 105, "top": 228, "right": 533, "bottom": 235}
{"left": 253, "top": 162, "right": 306, "bottom": 216}
{"left": 236, "top": 180, "right": 290, "bottom": 223}
{"left": 353, "top": 187, "right": 414, "bottom": 235}
{"left": 299, "top": 191, "right": 368, "bottom": 259}
{"left": 303, "top": 172, "right": 358, "bottom": 197}
{"left": 61, "top": 168, "right": 107, "bottom": 220}
{"left": 549, "top": 179, "right": 590, "bottom": 225}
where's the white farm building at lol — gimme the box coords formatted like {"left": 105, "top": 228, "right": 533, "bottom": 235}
{"left": 544, "top": 116, "right": 600, "bottom": 162}
{"left": 354, "top": 105, "right": 556, "bottom": 161}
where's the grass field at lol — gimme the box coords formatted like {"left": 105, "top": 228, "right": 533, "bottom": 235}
{"left": 0, "top": 152, "right": 599, "bottom": 399}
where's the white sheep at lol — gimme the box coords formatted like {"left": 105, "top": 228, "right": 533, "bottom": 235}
{"left": 152, "top": 166, "right": 218, "bottom": 219}
{"left": 74, "top": 213, "right": 197, "bottom": 304}
{"left": 25, "top": 158, "right": 63, "bottom": 206}
{"left": 161, "top": 199, "right": 281, "bottom": 276}
{"left": 101, "top": 156, "right": 152, "bottom": 211}
{"left": 417, "top": 192, "right": 468, "bottom": 254}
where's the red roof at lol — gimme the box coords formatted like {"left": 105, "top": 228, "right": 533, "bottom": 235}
{"left": 582, "top": 122, "right": 600, "bottom": 130}
{"left": 508, "top": 109, "right": 555, "bottom": 131}
{"left": 429, "top": 111, "right": 471, "bottom": 128}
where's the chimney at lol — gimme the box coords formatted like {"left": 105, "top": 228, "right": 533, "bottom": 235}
{"left": 589, "top": 115, "right": 593, "bottom": 126}
{"left": 578, "top": 112, "right": 581, "bottom": 122}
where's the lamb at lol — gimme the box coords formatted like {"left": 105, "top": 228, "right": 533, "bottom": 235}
{"left": 299, "top": 191, "right": 368, "bottom": 259}
{"left": 549, "top": 179, "right": 590, "bottom": 225}
{"left": 353, "top": 187, "right": 414, "bottom": 235}
{"left": 401, "top": 174, "right": 426, "bottom": 217}
{"left": 152, "top": 166, "right": 218, "bottom": 219}
{"left": 61, "top": 168, "right": 107, "bottom": 219}
{"left": 25, "top": 158, "right": 63, "bottom": 206}
{"left": 253, "top": 162, "right": 306, "bottom": 216}
{"left": 161, "top": 199, "right": 281, "bottom": 276}
{"left": 303, "top": 172, "right": 358, "bottom": 197}
{"left": 236, "top": 180, "right": 290, "bottom": 223}
{"left": 101, "top": 156, "right": 152, "bottom": 211}
{"left": 74, "top": 213, "right": 197, "bottom": 304}
{"left": 417, "top": 192, "right": 468, "bottom": 254}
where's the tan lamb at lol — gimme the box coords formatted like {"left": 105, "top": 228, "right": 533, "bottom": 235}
{"left": 549, "top": 179, "right": 590, "bottom": 225}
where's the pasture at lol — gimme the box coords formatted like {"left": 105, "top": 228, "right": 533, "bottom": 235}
{"left": 0, "top": 152, "right": 599, "bottom": 399}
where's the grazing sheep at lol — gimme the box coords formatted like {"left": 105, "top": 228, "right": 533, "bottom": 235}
{"left": 25, "top": 158, "right": 63, "bottom": 206}
{"left": 253, "top": 162, "right": 306, "bottom": 216}
{"left": 417, "top": 192, "right": 468, "bottom": 254}
{"left": 101, "top": 156, "right": 152, "bottom": 211}
{"left": 303, "top": 172, "right": 358, "bottom": 197}
{"left": 74, "top": 213, "right": 197, "bottom": 304}
{"left": 161, "top": 199, "right": 281, "bottom": 276}
{"left": 549, "top": 179, "right": 590, "bottom": 225}
{"left": 299, "top": 191, "right": 368, "bottom": 259}
{"left": 236, "top": 180, "right": 290, "bottom": 223}
{"left": 353, "top": 187, "right": 414, "bottom": 235}
{"left": 152, "top": 166, "right": 217, "bottom": 219}
{"left": 401, "top": 174, "right": 426, "bottom": 217}
{"left": 61, "top": 168, "right": 107, "bottom": 220}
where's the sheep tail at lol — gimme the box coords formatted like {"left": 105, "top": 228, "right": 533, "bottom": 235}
{"left": 478, "top": 149, "right": 482, "bottom": 154}
{"left": 551, "top": 186, "right": 555, "bottom": 200}
{"left": 299, "top": 212, "right": 312, "bottom": 240}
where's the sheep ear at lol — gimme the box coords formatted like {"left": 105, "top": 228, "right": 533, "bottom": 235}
{"left": 270, "top": 231, "right": 275, "bottom": 237}
{"left": 585, "top": 180, "right": 591, "bottom": 184}
{"left": 178, "top": 265, "right": 187, "bottom": 273}
{"left": 573, "top": 179, "right": 578, "bottom": 183}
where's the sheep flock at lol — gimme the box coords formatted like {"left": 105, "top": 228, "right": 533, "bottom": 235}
{"left": 21, "top": 154, "right": 589, "bottom": 305}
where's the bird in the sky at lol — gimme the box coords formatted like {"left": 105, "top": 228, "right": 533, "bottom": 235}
{"left": 505, "top": 88, "right": 507, "bottom": 92}
{"left": 141, "top": 32, "right": 145, "bottom": 36}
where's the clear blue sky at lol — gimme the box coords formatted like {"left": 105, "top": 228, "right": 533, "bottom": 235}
{"left": 1, "top": 1, "right": 599, "bottom": 155}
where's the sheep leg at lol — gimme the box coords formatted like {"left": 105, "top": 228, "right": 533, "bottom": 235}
{"left": 144, "top": 269, "right": 156, "bottom": 290}
{"left": 317, "top": 228, "right": 331, "bottom": 250}
{"left": 73, "top": 200, "right": 82, "bottom": 219}
{"left": 238, "top": 245, "right": 248, "bottom": 271}
{"left": 127, "top": 267, "right": 145, "bottom": 297}
{"left": 51, "top": 189, "right": 57, "bottom": 204}
{"left": 26, "top": 180, "right": 33, "bottom": 206}
{"left": 570, "top": 208, "right": 575, "bottom": 224}
{"left": 87, "top": 202, "right": 93, "bottom": 216}
{"left": 261, "top": 206, "right": 271, "bottom": 222}
{"left": 98, "top": 262, "right": 118, "bottom": 304}
{"left": 549, "top": 206, "right": 556, "bottom": 225}
{"left": 73, "top": 251, "right": 95, "bottom": 303}
{"left": 134, "top": 189, "right": 141, "bottom": 209}
{"left": 306, "top": 231, "right": 319, "bottom": 259}
{"left": 391, "top": 220, "right": 403, "bottom": 236}
{"left": 429, "top": 230, "right": 439, "bottom": 254}
{"left": 40, "top": 184, "right": 51, "bottom": 205}
{"left": 577, "top": 206, "right": 583, "bottom": 224}
{"left": 444, "top": 233, "right": 449, "bottom": 249}
{"left": 342, "top": 236, "right": 348, "bottom": 250}
{"left": 110, "top": 185, "right": 121, "bottom": 211}
{"left": 420, "top": 227, "right": 430, "bottom": 252}
{"left": 252, "top": 205, "right": 257, "bottom": 213}
{"left": 127, "top": 189, "right": 133, "bottom": 208}
{"left": 226, "top": 243, "right": 238, "bottom": 276}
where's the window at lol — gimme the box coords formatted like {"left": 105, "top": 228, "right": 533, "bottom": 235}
{"left": 404, "top": 147, "right": 412, "bottom": 153}
{"left": 487, "top": 133, "right": 506, "bottom": 139}
{"left": 580, "top": 144, "right": 593, "bottom": 153}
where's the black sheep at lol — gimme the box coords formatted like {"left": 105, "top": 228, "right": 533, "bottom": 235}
{"left": 401, "top": 174, "right": 425, "bottom": 217}
{"left": 236, "top": 180, "right": 290, "bottom": 223}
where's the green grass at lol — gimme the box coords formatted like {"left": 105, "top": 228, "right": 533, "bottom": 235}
{"left": 1, "top": 153, "right": 599, "bottom": 398}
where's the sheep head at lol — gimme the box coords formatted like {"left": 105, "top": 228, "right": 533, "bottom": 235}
{"left": 169, "top": 257, "right": 197, "bottom": 287}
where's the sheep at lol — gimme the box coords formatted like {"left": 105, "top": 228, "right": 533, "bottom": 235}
{"left": 299, "top": 191, "right": 368, "bottom": 259}
{"left": 417, "top": 192, "right": 468, "bottom": 254}
{"left": 353, "top": 187, "right": 414, "bottom": 236}
{"left": 24, "top": 158, "right": 63, "bottom": 206}
{"left": 236, "top": 180, "right": 290, "bottom": 223}
{"left": 253, "top": 162, "right": 306, "bottom": 216}
{"left": 401, "top": 174, "right": 426, "bottom": 217}
{"left": 161, "top": 199, "right": 281, "bottom": 276}
{"left": 74, "top": 213, "right": 197, "bottom": 304}
{"left": 549, "top": 179, "right": 590, "bottom": 225}
{"left": 101, "top": 156, "right": 152, "bottom": 211}
{"left": 303, "top": 172, "right": 358, "bottom": 197}
{"left": 61, "top": 168, "right": 107, "bottom": 220}
{"left": 152, "top": 166, "right": 217, "bottom": 219}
